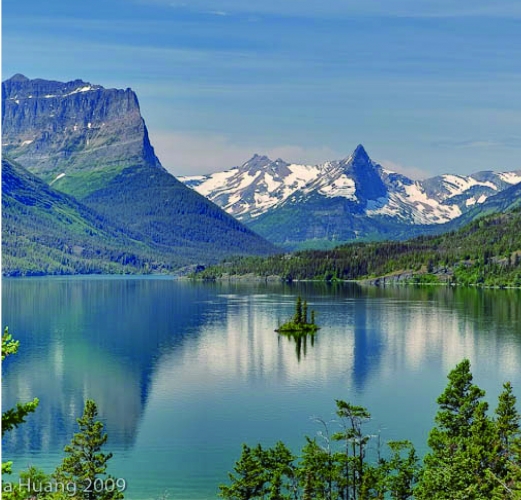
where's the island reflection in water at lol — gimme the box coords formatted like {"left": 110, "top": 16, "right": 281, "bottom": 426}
{"left": 278, "top": 331, "right": 317, "bottom": 361}
{"left": 3, "top": 278, "right": 521, "bottom": 499}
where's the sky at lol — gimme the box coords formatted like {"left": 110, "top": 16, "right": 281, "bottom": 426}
{"left": 3, "top": 0, "right": 521, "bottom": 178}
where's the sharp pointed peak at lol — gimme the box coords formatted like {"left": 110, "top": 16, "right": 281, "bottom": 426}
{"left": 340, "top": 144, "right": 371, "bottom": 164}
{"left": 352, "top": 144, "right": 370, "bottom": 161}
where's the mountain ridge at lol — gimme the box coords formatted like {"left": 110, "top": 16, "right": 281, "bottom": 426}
{"left": 1, "top": 74, "right": 277, "bottom": 272}
{"left": 180, "top": 145, "right": 521, "bottom": 248}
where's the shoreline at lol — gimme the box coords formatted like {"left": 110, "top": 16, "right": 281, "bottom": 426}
{"left": 4, "top": 271, "right": 521, "bottom": 290}
{"left": 187, "top": 273, "right": 521, "bottom": 290}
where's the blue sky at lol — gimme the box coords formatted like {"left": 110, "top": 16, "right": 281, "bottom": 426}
{"left": 3, "top": 0, "right": 521, "bottom": 177}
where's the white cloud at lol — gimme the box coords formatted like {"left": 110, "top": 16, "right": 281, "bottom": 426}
{"left": 148, "top": 131, "right": 344, "bottom": 176}
{"left": 264, "top": 145, "right": 342, "bottom": 165}
{"left": 149, "top": 132, "right": 252, "bottom": 175}
{"left": 139, "top": 0, "right": 521, "bottom": 18}
{"left": 205, "top": 10, "right": 228, "bottom": 16}
{"left": 432, "top": 138, "right": 521, "bottom": 149}
{"left": 378, "top": 159, "right": 431, "bottom": 180}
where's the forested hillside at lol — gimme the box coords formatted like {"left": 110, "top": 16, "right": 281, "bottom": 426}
{"left": 1, "top": 157, "right": 176, "bottom": 275}
{"left": 194, "top": 209, "right": 521, "bottom": 286}
{"left": 1, "top": 75, "right": 277, "bottom": 275}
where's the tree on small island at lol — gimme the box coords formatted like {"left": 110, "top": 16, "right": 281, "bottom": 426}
{"left": 275, "top": 296, "right": 319, "bottom": 334}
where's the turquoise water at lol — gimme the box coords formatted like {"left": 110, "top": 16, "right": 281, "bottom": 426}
{"left": 3, "top": 277, "right": 521, "bottom": 499}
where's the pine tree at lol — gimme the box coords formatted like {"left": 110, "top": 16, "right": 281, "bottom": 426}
{"left": 298, "top": 438, "right": 335, "bottom": 500}
{"left": 55, "top": 400, "right": 123, "bottom": 500}
{"left": 416, "top": 359, "right": 495, "bottom": 499}
{"left": 490, "top": 382, "right": 521, "bottom": 497}
{"left": 219, "top": 444, "right": 269, "bottom": 499}
{"left": 294, "top": 297, "right": 303, "bottom": 325}
{"left": 2, "top": 327, "right": 39, "bottom": 475}
{"left": 495, "top": 382, "right": 520, "bottom": 455}
{"left": 333, "top": 400, "right": 372, "bottom": 500}
{"left": 384, "top": 440, "right": 419, "bottom": 500}
{"left": 434, "top": 359, "right": 485, "bottom": 440}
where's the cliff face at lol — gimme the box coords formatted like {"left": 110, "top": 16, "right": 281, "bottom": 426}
{"left": 1, "top": 75, "right": 276, "bottom": 268}
{"left": 2, "top": 74, "right": 161, "bottom": 196}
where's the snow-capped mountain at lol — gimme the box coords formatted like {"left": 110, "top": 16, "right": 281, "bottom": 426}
{"left": 181, "top": 154, "right": 321, "bottom": 221}
{"left": 180, "top": 145, "right": 521, "bottom": 248}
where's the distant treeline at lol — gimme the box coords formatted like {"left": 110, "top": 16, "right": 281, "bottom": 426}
{"left": 194, "top": 209, "right": 521, "bottom": 287}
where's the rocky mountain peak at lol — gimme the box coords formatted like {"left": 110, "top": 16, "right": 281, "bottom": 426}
{"left": 241, "top": 154, "right": 274, "bottom": 172}
{"left": 2, "top": 75, "right": 161, "bottom": 193}
{"left": 2, "top": 75, "right": 104, "bottom": 100}
{"left": 338, "top": 144, "right": 387, "bottom": 201}
{"left": 8, "top": 73, "right": 29, "bottom": 82}
{"left": 351, "top": 144, "right": 370, "bottom": 162}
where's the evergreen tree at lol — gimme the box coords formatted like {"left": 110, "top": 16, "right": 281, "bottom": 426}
{"left": 384, "top": 440, "right": 419, "bottom": 500}
{"left": 1, "top": 327, "right": 39, "bottom": 475}
{"left": 2, "top": 466, "right": 55, "bottom": 500}
{"left": 332, "top": 400, "right": 371, "bottom": 500}
{"left": 298, "top": 438, "right": 335, "bottom": 500}
{"left": 495, "top": 382, "right": 520, "bottom": 455}
{"left": 263, "top": 442, "right": 298, "bottom": 500}
{"left": 219, "top": 442, "right": 296, "bottom": 499}
{"left": 219, "top": 444, "right": 269, "bottom": 499}
{"left": 294, "top": 297, "right": 303, "bottom": 325}
{"left": 434, "top": 359, "right": 485, "bottom": 440}
{"left": 303, "top": 301, "right": 308, "bottom": 325}
{"left": 416, "top": 359, "right": 494, "bottom": 499}
{"left": 489, "top": 382, "right": 521, "bottom": 497}
{"left": 55, "top": 400, "right": 123, "bottom": 500}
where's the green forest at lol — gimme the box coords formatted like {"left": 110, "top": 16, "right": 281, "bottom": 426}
{"left": 220, "top": 359, "right": 521, "bottom": 499}
{"left": 194, "top": 209, "right": 521, "bottom": 287}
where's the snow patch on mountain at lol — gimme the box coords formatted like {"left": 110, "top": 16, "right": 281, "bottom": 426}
{"left": 179, "top": 145, "right": 521, "bottom": 229}
{"left": 318, "top": 174, "right": 356, "bottom": 199}
{"left": 499, "top": 171, "right": 521, "bottom": 185}
{"left": 179, "top": 157, "right": 322, "bottom": 219}
{"left": 437, "top": 174, "right": 498, "bottom": 199}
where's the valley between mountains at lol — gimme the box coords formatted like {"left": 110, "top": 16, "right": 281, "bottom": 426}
{"left": 2, "top": 74, "right": 521, "bottom": 280}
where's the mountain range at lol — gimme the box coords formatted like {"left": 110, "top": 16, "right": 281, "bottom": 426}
{"left": 3, "top": 74, "right": 520, "bottom": 276}
{"left": 180, "top": 145, "right": 521, "bottom": 248}
{"left": 2, "top": 75, "right": 275, "bottom": 275}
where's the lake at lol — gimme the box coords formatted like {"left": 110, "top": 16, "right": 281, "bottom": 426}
{"left": 2, "top": 277, "right": 521, "bottom": 499}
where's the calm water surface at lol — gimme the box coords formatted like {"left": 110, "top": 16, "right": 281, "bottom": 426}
{"left": 2, "top": 277, "right": 521, "bottom": 499}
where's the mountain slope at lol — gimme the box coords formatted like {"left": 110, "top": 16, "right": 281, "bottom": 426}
{"left": 181, "top": 154, "right": 321, "bottom": 222}
{"left": 446, "top": 179, "right": 521, "bottom": 228}
{"left": 180, "top": 145, "right": 521, "bottom": 249}
{"left": 194, "top": 208, "right": 521, "bottom": 287}
{"left": 1, "top": 75, "right": 276, "bottom": 265}
{"left": 1, "top": 157, "right": 173, "bottom": 275}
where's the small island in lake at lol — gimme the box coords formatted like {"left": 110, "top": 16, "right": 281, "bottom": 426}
{"left": 276, "top": 296, "right": 320, "bottom": 334}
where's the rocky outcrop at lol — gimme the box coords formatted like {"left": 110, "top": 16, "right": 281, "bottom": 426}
{"left": 1, "top": 75, "right": 277, "bottom": 268}
{"left": 2, "top": 74, "right": 161, "bottom": 194}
